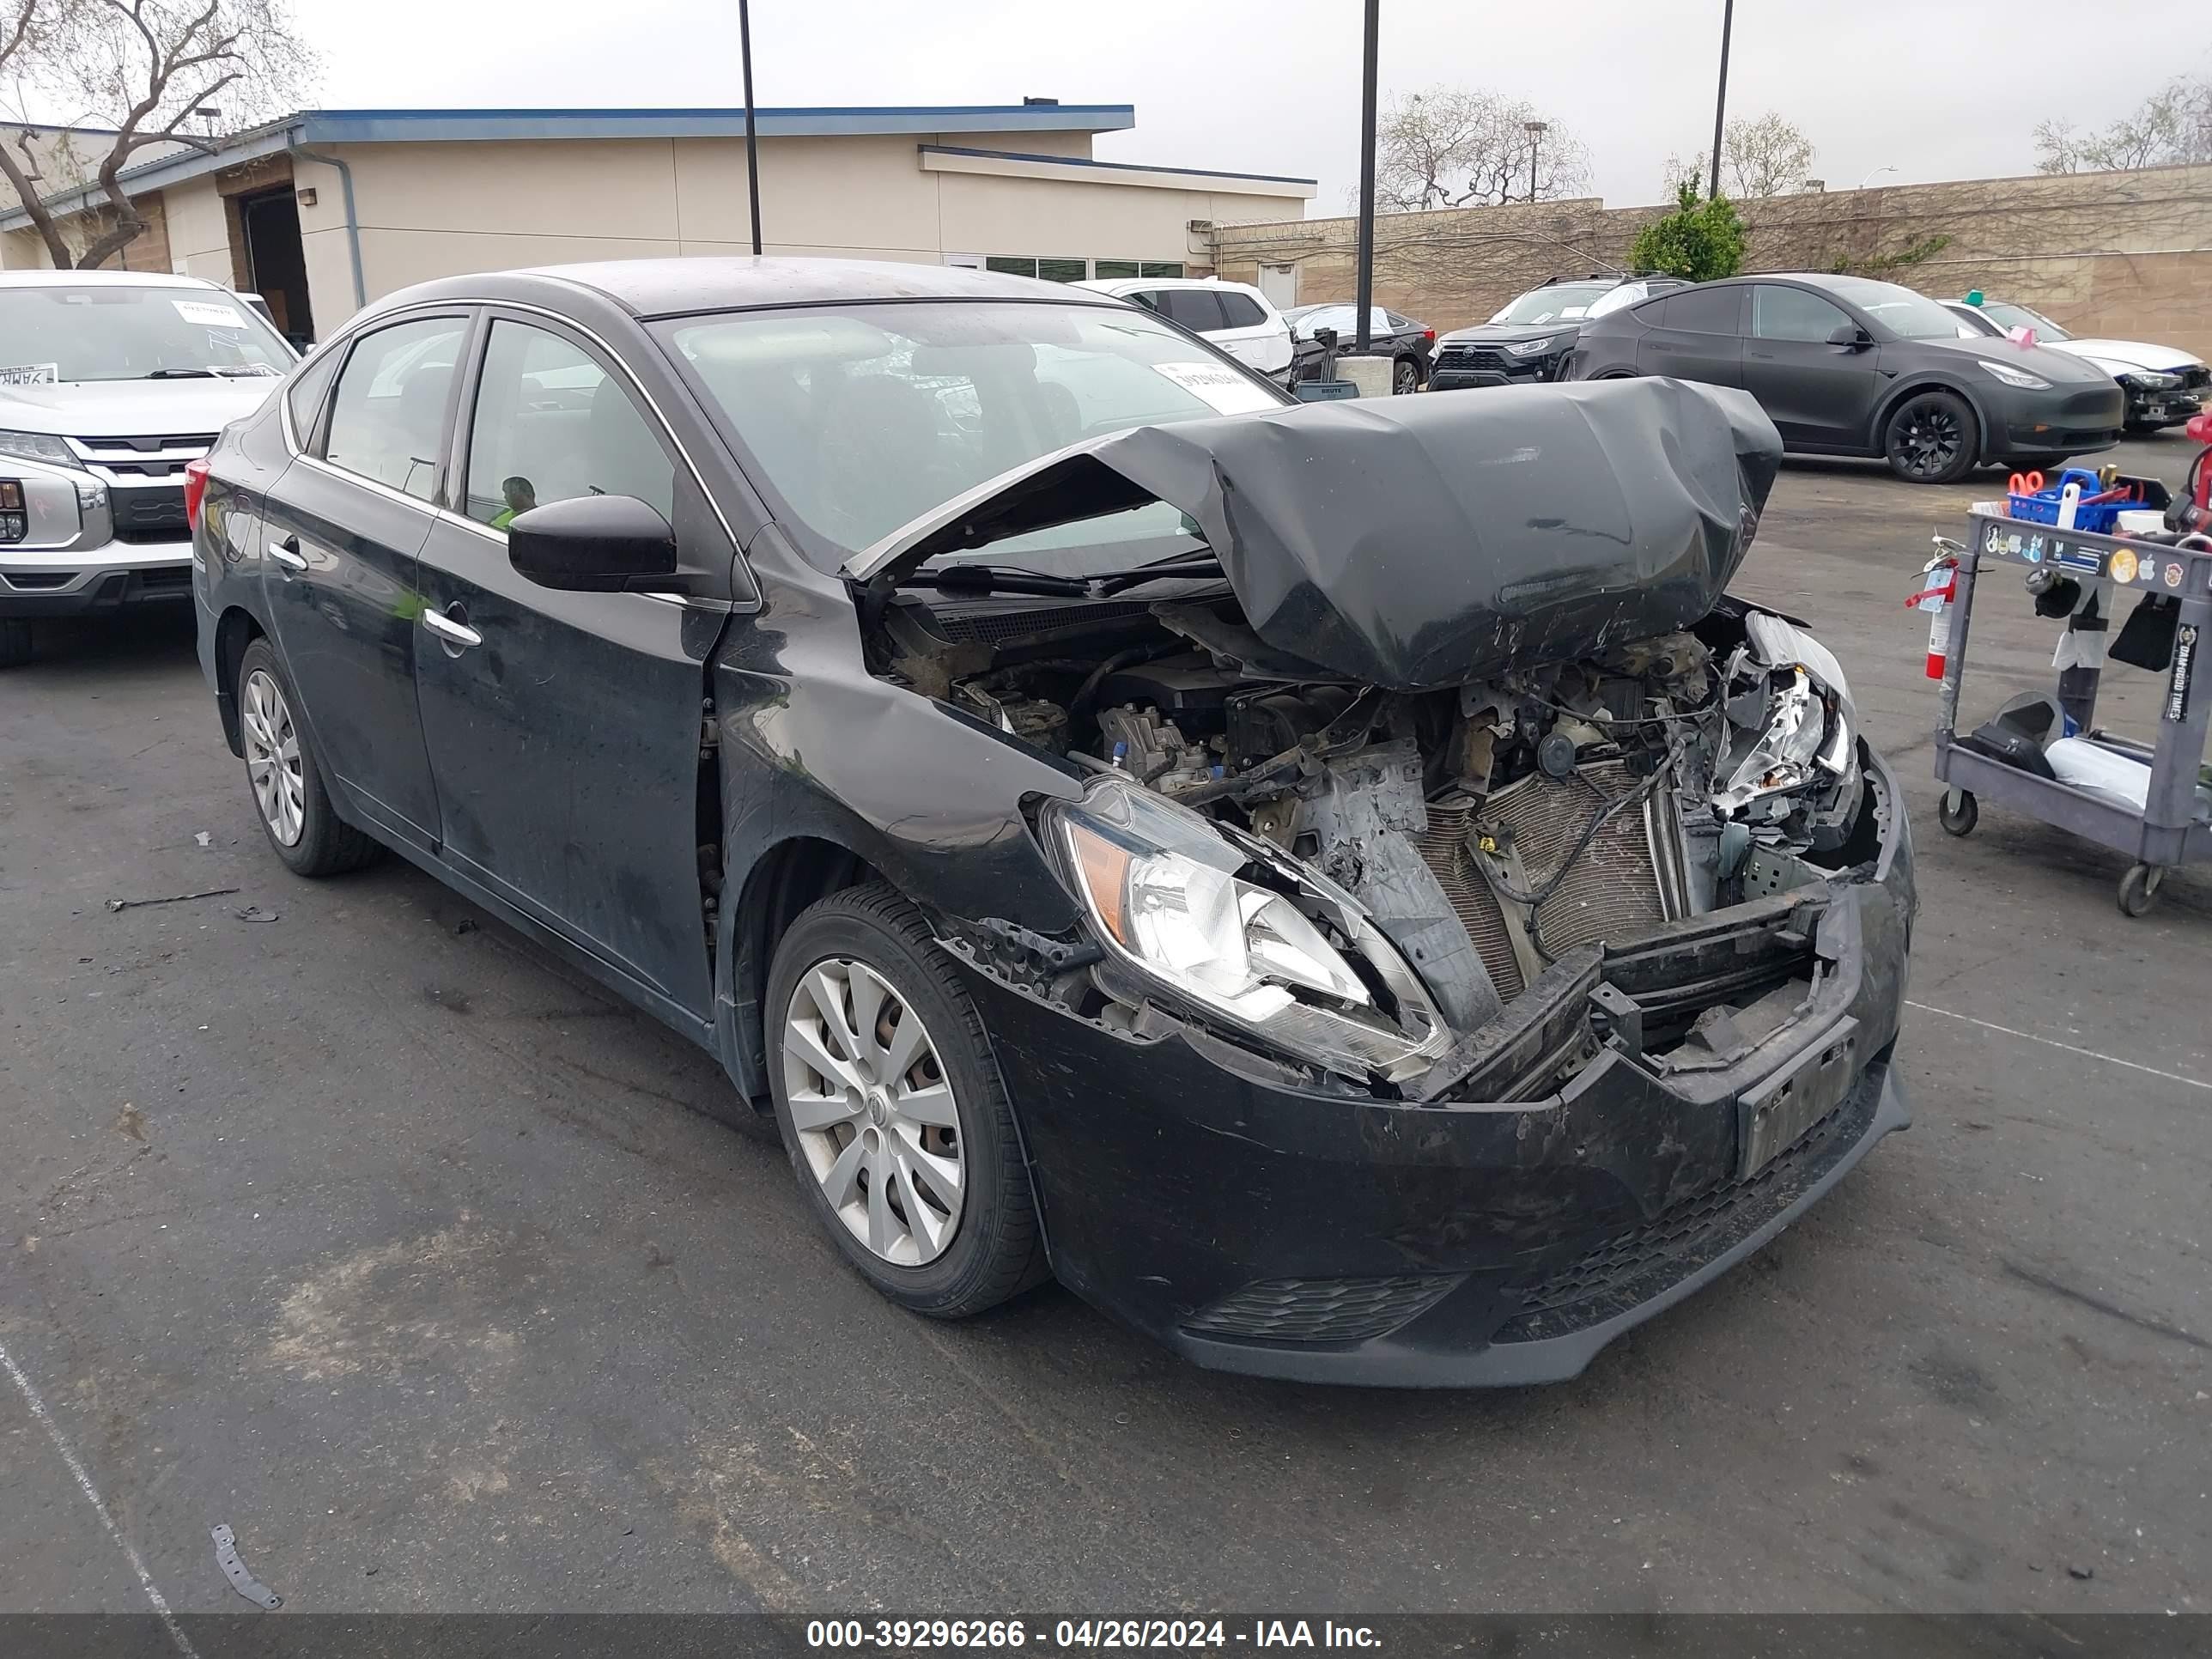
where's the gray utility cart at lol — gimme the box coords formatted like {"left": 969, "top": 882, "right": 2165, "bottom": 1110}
{"left": 1933, "top": 491, "right": 2212, "bottom": 917}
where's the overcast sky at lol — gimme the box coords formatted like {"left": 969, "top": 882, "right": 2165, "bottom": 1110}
{"left": 295, "top": 0, "right": 2211, "bottom": 214}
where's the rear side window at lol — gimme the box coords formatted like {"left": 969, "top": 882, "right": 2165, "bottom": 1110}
{"left": 1160, "top": 289, "right": 1229, "bottom": 332}
{"left": 463, "top": 319, "right": 674, "bottom": 532}
{"left": 1655, "top": 287, "right": 1743, "bottom": 336}
{"left": 321, "top": 315, "right": 468, "bottom": 501}
{"left": 1215, "top": 292, "right": 1267, "bottom": 329}
{"left": 1753, "top": 285, "right": 1853, "bottom": 343}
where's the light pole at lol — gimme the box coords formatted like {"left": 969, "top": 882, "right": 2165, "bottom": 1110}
{"left": 1354, "top": 0, "right": 1378, "bottom": 353}
{"left": 1707, "top": 0, "right": 1735, "bottom": 200}
{"left": 1859, "top": 165, "right": 1898, "bottom": 190}
{"left": 1524, "top": 120, "right": 1548, "bottom": 202}
{"left": 739, "top": 0, "right": 763, "bottom": 255}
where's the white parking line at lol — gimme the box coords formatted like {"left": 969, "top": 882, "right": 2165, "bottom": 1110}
{"left": 1906, "top": 1000, "right": 2211, "bottom": 1091}
{"left": 0, "top": 1338, "right": 202, "bottom": 1656}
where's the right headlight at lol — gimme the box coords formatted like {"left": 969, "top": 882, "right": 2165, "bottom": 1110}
{"left": 0, "top": 429, "right": 76, "bottom": 467}
{"left": 1505, "top": 334, "right": 1566, "bottom": 357}
{"left": 1978, "top": 359, "right": 2051, "bottom": 391}
{"left": 1043, "top": 777, "right": 1454, "bottom": 1084}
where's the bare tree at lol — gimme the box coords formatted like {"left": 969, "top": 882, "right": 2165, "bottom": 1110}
{"left": 1371, "top": 85, "right": 1590, "bottom": 212}
{"left": 2035, "top": 76, "right": 2212, "bottom": 174}
{"left": 1663, "top": 111, "right": 1818, "bottom": 200}
{"left": 0, "top": 0, "right": 315, "bottom": 269}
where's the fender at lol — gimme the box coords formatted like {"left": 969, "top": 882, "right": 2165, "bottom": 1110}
{"left": 1866, "top": 372, "right": 1994, "bottom": 459}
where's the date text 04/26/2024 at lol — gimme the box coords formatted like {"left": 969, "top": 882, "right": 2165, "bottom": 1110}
{"left": 804, "top": 1620, "right": 1382, "bottom": 1650}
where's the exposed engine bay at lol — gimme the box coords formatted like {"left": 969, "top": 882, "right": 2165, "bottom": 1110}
{"left": 871, "top": 584, "right": 1885, "bottom": 1096}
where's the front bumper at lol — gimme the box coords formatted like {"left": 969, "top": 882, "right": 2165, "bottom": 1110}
{"left": 1427, "top": 345, "right": 1570, "bottom": 393}
{"left": 1984, "top": 381, "right": 2126, "bottom": 458}
{"left": 964, "top": 827, "right": 1914, "bottom": 1387}
{"left": 0, "top": 538, "right": 195, "bottom": 617}
{"left": 2120, "top": 380, "right": 2205, "bottom": 428}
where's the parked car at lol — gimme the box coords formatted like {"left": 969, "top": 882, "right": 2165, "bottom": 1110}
{"left": 1570, "top": 273, "right": 2125, "bottom": 483}
{"left": 1073, "top": 276, "right": 1294, "bottom": 386}
{"left": 1942, "top": 297, "right": 2208, "bottom": 434}
{"left": 193, "top": 258, "right": 1914, "bottom": 1386}
{"left": 0, "top": 270, "right": 297, "bottom": 666}
{"left": 1430, "top": 275, "right": 1684, "bottom": 392}
{"left": 1281, "top": 303, "right": 1434, "bottom": 392}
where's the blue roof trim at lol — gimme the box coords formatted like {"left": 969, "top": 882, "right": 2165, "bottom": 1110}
{"left": 294, "top": 104, "right": 1135, "bottom": 144}
{"left": 919, "top": 143, "right": 1316, "bottom": 186}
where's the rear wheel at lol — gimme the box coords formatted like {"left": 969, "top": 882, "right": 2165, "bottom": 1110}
{"left": 1393, "top": 358, "right": 1420, "bottom": 395}
{"left": 0, "top": 618, "right": 32, "bottom": 668}
{"left": 235, "top": 639, "right": 383, "bottom": 877}
{"left": 766, "top": 884, "right": 1046, "bottom": 1318}
{"left": 1884, "top": 390, "right": 1979, "bottom": 484}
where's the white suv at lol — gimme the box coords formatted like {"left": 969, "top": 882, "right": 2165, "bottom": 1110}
{"left": 1074, "top": 276, "right": 1294, "bottom": 385}
{"left": 0, "top": 270, "right": 298, "bottom": 665}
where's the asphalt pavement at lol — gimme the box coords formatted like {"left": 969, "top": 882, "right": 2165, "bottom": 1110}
{"left": 3, "top": 435, "right": 2208, "bottom": 1619}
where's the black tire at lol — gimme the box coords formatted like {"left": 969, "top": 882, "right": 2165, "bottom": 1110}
{"left": 2118, "top": 863, "right": 2163, "bottom": 919}
{"left": 1884, "top": 390, "right": 1979, "bottom": 484}
{"left": 766, "top": 883, "right": 1048, "bottom": 1318}
{"left": 1937, "top": 790, "right": 1978, "bottom": 838}
{"left": 1392, "top": 358, "right": 1420, "bottom": 395}
{"left": 234, "top": 638, "right": 383, "bottom": 878}
{"left": 0, "top": 618, "right": 32, "bottom": 668}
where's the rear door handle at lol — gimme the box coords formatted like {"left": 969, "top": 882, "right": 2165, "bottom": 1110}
{"left": 268, "top": 535, "right": 307, "bottom": 571}
{"left": 421, "top": 605, "right": 483, "bottom": 649}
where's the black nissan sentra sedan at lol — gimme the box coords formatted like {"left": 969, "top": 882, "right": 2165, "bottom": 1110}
{"left": 190, "top": 259, "right": 1914, "bottom": 1386}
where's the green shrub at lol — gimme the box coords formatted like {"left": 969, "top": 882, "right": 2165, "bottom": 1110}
{"left": 1629, "top": 184, "right": 1747, "bottom": 283}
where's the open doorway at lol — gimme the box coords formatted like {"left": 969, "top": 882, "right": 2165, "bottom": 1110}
{"left": 237, "top": 185, "right": 312, "bottom": 349}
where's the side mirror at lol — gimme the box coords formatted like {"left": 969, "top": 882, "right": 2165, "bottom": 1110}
{"left": 508, "top": 494, "right": 677, "bottom": 592}
{"left": 1826, "top": 322, "right": 1873, "bottom": 349}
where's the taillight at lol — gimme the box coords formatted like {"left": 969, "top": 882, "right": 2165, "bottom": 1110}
{"left": 183, "top": 457, "right": 210, "bottom": 531}
{"left": 1424, "top": 327, "right": 1436, "bottom": 343}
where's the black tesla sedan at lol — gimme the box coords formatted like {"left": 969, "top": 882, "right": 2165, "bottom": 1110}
{"left": 1569, "top": 272, "right": 2124, "bottom": 483}
{"left": 190, "top": 259, "right": 1914, "bottom": 1386}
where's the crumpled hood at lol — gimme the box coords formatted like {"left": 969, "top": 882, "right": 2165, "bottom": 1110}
{"left": 850, "top": 376, "right": 1784, "bottom": 691}
{"left": 2045, "top": 338, "right": 2206, "bottom": 374}
{"left": 0, "top": 376, "right": 279, "bottom": 435}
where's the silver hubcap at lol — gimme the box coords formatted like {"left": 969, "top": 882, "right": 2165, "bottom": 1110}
{"left": 241, "top": 668, "right": 305, "bottom": 847}
{"left": 784, "top": 957, "right": 964, "bottom": 1267}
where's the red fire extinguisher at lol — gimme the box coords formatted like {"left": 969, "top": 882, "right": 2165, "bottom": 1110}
{"left": 1905, "top": 541, "right": 1961, "bottom": 681}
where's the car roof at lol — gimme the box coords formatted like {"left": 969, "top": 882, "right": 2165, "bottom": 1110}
{"left": 374, "top": 256, "right": 1127, "bottom": 321}
{"left": 0, "top": 269, "right": 226, "bottom": 290}
{"left": 1076, "top": 275, "right": 1263, "bottom": 298}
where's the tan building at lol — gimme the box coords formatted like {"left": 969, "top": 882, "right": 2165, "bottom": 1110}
{"left": 2, "top": 102, "right": 1313, "bottom": 343}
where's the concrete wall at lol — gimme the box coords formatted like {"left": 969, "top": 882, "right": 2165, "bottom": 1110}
{"left": 1211, "top": 163, "right": 2212, "bottom": 360}
{"left": 272, "top": 132, "right": 1304, "bottom": 335}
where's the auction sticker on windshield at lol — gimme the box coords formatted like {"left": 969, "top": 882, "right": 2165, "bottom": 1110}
{"left": 0, "top": 362, "right": 58, "bottom": 386}
{"left": 1153, "top": 361, "right": 1280, "bottom": 416}
{"left": 173, "top": 299, "right": 247, "bottom": 328}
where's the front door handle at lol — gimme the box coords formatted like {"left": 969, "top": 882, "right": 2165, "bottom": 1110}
{"left": 421, "top": 604, "right": 483, "bottom": 650}
{"left": 268, "top": 535, "right": 307, "bottom": 571}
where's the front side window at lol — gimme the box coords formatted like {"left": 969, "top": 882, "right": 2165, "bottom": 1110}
{"left": 463, "top": 319, "right": 673, "bottom": 532}
{"left": 0, "top": 283, "right": 294, "bottom": 385}
{"left": 1753, "top": 285, "right": 1853, "bottom": 343}
{"left": 657, "top": 300, "right": 1288, "bottom": 568}
{"left": 322, "top": 316, "right": 467, "bottom": 501}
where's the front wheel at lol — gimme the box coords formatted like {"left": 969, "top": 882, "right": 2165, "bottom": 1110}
{"left": 1938, "top": 789, "right": 1978, "bottom": 837}
{"left": 767, "top": 884, "right": 1047, "bottom": 1318}
{"left": 1885, "top": 391, "right": 1979, "bottom": 484}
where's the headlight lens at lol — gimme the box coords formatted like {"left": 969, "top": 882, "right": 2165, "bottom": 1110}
{"left": 1978, "top": 359, "right": 2051, "bottom": 390}
{"left": 1045, "top": 778, "right": 1453, "bottom": 1082}
{"left": 1505, "top": 334, "right": 1565, "bottom": 357}
{"left": 0, "top": 429, "right": 76, "bottom": 466}
{"left": 2122, "top": 370, "right": 2182, "bottom": 391}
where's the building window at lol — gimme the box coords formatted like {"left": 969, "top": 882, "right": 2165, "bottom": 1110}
{"left": 985, "top": 256, "right": 1089, "bottom": 283}
{"left": 1093, "top": 259, "right": 1185, "bottom": 280}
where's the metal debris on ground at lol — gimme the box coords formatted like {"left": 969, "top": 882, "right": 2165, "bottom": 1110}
{"left": 194, "top": 831, "right": 212, "bottom": 848}
{"left": 234, "top": 905, "right": 280, "bottom": 924}
{"left": 210, "top": 1522, "right": 283, "bottom": 1608}
{"left": 105, "top": 887, "right": 240, "bottom": 913}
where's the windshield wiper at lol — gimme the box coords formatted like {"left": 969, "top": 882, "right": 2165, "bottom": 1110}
{"left": 899, "top": 552, "right": 1224, "bottom": 600}
{"left": 143, "top": 367, "right": 217, "bottom": 379}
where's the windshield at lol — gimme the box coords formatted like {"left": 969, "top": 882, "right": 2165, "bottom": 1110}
{"left": 1814, "top": 277, "right": 1967, "bottom": 342}
{"left": 1487, "top": 284, "right": 1611, "bottom": 325}
{"left": 657, "top": 301, "right": 1286, "bottom": 571}
{"left": 1978, "top": 301, "right": 2070, "bottom": 341}
{"left": 0, "top": 284, "right": 295, "bottom": 383}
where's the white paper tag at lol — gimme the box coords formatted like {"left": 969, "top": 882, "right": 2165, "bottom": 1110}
{"left": 0, "top": 362, "right": 58, "bottom": 386}
{"left": 1153, "top": 360, "right": 1279, "bottom": 416}
{"left": 173, "top": 299, "right": 246, "bottom": 328}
